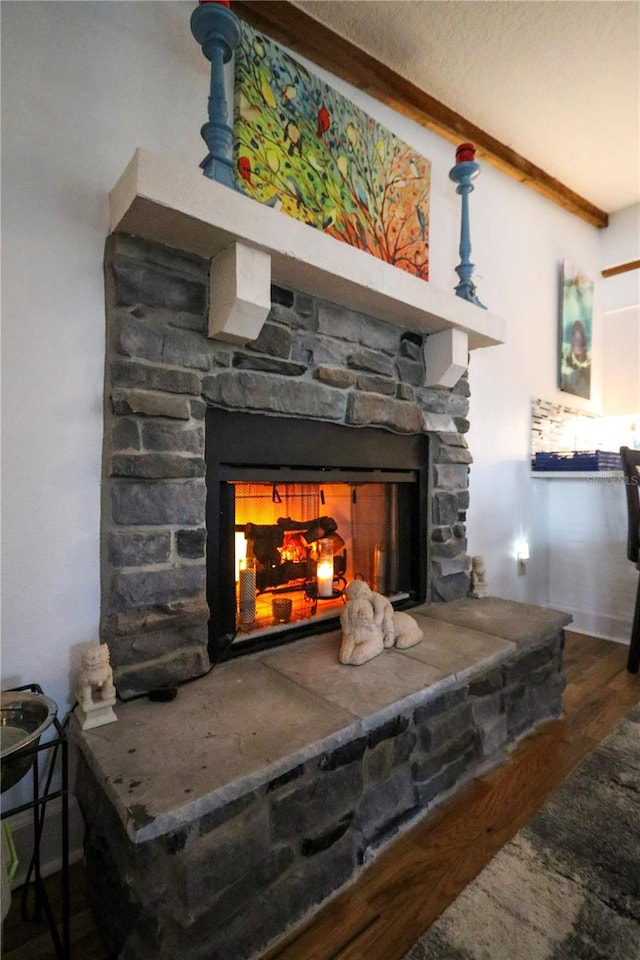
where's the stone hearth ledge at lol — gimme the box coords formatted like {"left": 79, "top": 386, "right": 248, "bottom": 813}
{"left": 71, "top": 598, "right": 571, "bottom": 844}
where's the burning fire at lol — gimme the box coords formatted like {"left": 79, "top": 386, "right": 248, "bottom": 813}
{"left": 278, "top": 533, "right": 309, "bottom": 563}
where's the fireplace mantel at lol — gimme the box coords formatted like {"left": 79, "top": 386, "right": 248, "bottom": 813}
{"left": 109, "top": 149, "right": 506, "bottom": 354}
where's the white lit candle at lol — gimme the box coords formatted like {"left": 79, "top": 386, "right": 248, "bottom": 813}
{"left": 235, "top": 532, "right": 247, "bottom": 582}
{"left": 317, "top": 538, "right": 334, "bottom": 598}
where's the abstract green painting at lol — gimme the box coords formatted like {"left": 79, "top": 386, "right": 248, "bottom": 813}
{"left": 560, "top": 261, "right": 593, "bottom": 399}
{"left": 234, "top": 24, "right": 431, "bottom": 280}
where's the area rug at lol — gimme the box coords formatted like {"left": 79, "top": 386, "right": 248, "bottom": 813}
{"left": 402, "top": 703, "right": 640, "bottom": 960}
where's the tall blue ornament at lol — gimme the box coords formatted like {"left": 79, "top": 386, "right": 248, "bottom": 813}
{"left": 190, "top": 1, "right": 241, "bottom": 188}
{"left": 449, "top": 142, "right": 487, "bottom": 309}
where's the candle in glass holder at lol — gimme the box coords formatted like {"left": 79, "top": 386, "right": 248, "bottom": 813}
{"left": 272, "top": 597, "right": 292, "bottom": 623}
{"left": 238, "top": 556, "right": 256, "bottom": 623}
{"left": 316, "top": 538, "right": 334, "bottom": 598}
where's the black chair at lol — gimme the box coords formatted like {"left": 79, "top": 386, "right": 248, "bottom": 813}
{"left": 620, "top": 446, "right": 640, "bottom": 673}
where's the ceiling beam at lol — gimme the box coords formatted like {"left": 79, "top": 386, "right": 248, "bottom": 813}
{"left": 602, "top": 260, "right": 640, "bottom": 278}
{"left": 232, "top": 0, "right": 609, "bottom": 230}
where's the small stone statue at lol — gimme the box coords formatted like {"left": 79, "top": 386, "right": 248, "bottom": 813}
{"left": 75, "top": 642, "right": 117, "bottom": 730}
{"left": 470, "top": 555, "right": 489, "bottom": 598}
{"left": 339, "top": 580, "right": 423, "bottom": 666}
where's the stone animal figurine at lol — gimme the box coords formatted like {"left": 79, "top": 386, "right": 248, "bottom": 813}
{"left": 339, "top": 580, "right": 386, "bottom": 665}
{"left": 470, "top": 554, "right": 489, "bottom": 598}
{"left": 75, "top": 642, "right": 117, "bottom": 730}
{"left": 339, "top": 580, "right": 423, "bottom": 666}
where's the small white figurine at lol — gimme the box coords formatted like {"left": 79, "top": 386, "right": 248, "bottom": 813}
{"left": 339, "top": 580, "right": 423, "bottom": 666}
{"left": 470, "top": 555, "right": 489, "bottom": 598}
{"left": 75, "top": 642, "right": 117, "bottom": 730}
{"left": 339, "top": 580, "right": 386, "bottom": 665}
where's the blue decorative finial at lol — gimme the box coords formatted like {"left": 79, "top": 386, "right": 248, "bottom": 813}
{"left": 449, "top": 142, "right": 487, "bottom": 309}
{"left": 190, "top": 1, "right": 241, "bottom": 188}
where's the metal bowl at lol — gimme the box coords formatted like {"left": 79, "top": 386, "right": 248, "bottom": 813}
{"left": 1, "top": 691, "right": 58, "bottom": 793}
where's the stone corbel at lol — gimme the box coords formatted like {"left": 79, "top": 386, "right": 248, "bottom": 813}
{"left": 208, "top": 242, "right": 271, "bottom": 343}
{"left": 424, "top": 328, "right": 468, "bottom": 387}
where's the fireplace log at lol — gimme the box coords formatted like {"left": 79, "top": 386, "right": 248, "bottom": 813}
{"left": 276, "top": 515, "right": 338, "bottom": 542}
{"left": 242, "top": 523, "right": 284, "bottom": 567}
{"left": 240, "top": 516, "right": 345, "bottom": 577}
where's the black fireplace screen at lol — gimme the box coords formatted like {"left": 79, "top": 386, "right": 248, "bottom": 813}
{"left": 206, "top": 410, "right": 428, "bottom": 661}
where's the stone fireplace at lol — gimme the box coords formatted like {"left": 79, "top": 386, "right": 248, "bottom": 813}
{"left": 102, "top": 233, "right": 473, "bottom": 697}
{"left": 74, "top": 152, "right": 569, "bottom": 960}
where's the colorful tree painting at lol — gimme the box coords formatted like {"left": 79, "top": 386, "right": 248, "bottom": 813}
{"left": 233, "top": 24, "right": 430, "bottom": 281}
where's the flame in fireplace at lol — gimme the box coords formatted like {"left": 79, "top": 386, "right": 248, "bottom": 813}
{"left": 278, "top": 533, "right": 308, "bottom": 563}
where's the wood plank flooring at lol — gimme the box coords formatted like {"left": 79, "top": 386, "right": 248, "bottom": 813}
{"left": 3, "top": 632, "right": 638, "bottom": 960}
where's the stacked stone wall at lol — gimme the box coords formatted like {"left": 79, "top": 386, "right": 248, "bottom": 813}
{"left": 103, "top": 235, "right": 472, "bottom": 696}
{"left": 78, "top": 631, "right": 565, "bottom": 960}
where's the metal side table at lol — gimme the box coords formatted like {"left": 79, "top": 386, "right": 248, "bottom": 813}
{"left": 1, "top": 683, "right": 70, "bottom": 959}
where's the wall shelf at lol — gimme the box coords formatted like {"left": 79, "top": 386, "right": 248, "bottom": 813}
{"left": 531, "top": 471, "right": 624, "bottom": 480}
{"left": 109, "top": 149, "right": 506, "bottom": 351}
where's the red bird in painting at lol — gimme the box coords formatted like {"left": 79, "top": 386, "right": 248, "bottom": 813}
{"left": 237, "top": 156, "right": 252, "bottom": 184}
{"left": 316, "top": 105, "right": 330, "bottom": 137}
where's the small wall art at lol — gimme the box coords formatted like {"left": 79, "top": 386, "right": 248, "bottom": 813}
{"left": 233, "top": 24, "right": 431, "bottom": 280}
{"left": 559, "top": 261, "right": 593, "bottom": 399}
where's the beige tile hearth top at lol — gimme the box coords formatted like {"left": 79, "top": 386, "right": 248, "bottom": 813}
{"left": 422, "top": 597, "right": 572, "bottom": 644}
{"left": 258, "top": 632, "right": 450, "bottom": 728}
{"left": 71, "top": 598, "right": 572, "bottom": 844}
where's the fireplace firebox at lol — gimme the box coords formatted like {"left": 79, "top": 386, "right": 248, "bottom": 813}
{"left": 206, "top": 409, "right": 428, "bottom": 661}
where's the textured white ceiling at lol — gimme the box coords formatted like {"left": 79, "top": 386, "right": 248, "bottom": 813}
{"left": 293, "top": 0, "right": 640, "bottom": 214}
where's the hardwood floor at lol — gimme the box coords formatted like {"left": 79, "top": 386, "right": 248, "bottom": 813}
{"left": 1, "top": 864, "right": 108, "bottom": 960}
{"left": 3, "top": 633, "right": 638, "bottom": 960}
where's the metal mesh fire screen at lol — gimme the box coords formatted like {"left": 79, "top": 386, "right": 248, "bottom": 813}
{"left": 206, "top": 410, "right": 428, "bottom": 661}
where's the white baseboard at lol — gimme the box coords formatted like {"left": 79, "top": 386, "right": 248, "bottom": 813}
{"left": 560, "top": 606, "right": 631, "bottom": 645}
{"left": 3, "top": 794, "right": 85, "bottom": 889}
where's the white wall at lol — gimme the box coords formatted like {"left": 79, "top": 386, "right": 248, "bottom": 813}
{"left": 600, "top": 203, "right": 640, "bottom": 416}
{"left": 602, "top": 307, "right": 640, "bottom": 415}
{"left": 600, "top": 203, "right": 640, "bottom": 271}
{"left": 1, "top": 1, "right": 626, "bottom": 721}
{"left": 1, "top": 1, "right": 208, "bottom": 717}
{"left": 544, "top": 477, "right": 638, "bottom": 642}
